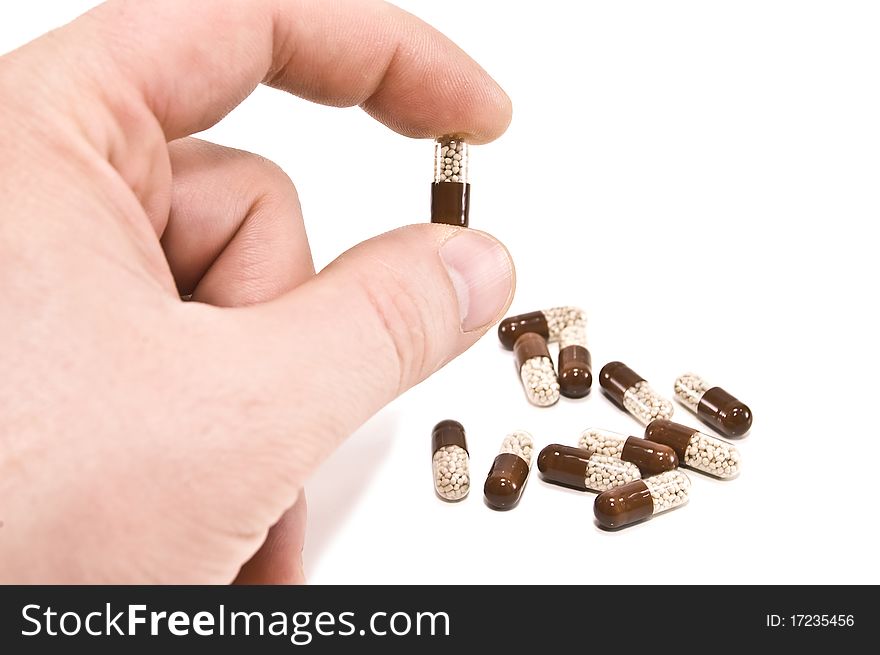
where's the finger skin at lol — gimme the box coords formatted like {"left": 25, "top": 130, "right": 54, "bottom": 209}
{"left": 16, "top": 0, "right": 511, "bottom": 144}
{"left": 0, "top": 0, "right": 513, "bottom": 584}
{"left": 162, "top": 138, "right": 314, "bottom": 582}
{"left": 234, "top": 495, "right": 308, "bottom": 585}
{"left": 3, "top": 0, "right": 511, "bottom": 240}
{"left": 163, "top": 137, "right": 314, "bottom": 304}
{"left": 202, "top": 225, "right": 514, "bottom": 505}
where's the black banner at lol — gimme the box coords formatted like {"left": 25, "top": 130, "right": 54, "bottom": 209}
{"left": 0, "top": 585, "right": 869, "bottom": 652}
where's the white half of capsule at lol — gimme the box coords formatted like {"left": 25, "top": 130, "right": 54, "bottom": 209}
{"left": 673, "top": 373, "right": 711, "bottom": 413}
{"left": 559, "top": 323, "right": 587, "bottom": 350}
{"left": 584, "top": 454, "right": 641, "bottom": 492}
{"left": 579, "top": 427, "right": 628, "bottom": 458}
{"left": 500, "top": 431, "right": 534, "bottom": 466}
{"left": 432, "top": 445, "right": 469, "bottom": 501}
{"left": 519, "top": 356, "right": 560, "bottom": 407}
{"left": 433, "top": 137, "right": 468, "bottom": 183}
{"left": 541, "top": 306, "right": 586, "bottom": 342}
{"left": 682, "top": 429, "right": 741, "bottom": 479}
{"left": 623, "top": 380, "right": 674, "bottom": 425}
{"left": 643, "top": 470, "right": 691, "bottom": 515}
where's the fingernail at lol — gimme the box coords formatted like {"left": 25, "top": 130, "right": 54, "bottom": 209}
{"left": 439, "top": 230, "right": 514, "bottom": 332}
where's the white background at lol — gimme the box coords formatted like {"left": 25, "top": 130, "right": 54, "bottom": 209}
{"left": 2, "top": 1, "right": 879, "bottom": 584}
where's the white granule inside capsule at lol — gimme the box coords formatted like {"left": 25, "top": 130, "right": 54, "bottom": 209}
{"left": 500, "top": 431, "right": 534, "bottom": 466}
{"left": 542, "top": 306, "right": 586, "bottom": 342}
{"left": 520, "top": 356, "right": 560, "bottom": 407}
{"left": 432, "top": 445, "right": 469, "bottom": 500}
{"left": 674, "top": 373, "right": 711, "bottom": 412}
{"left": 684, "top": 432, "right": 741, "bottom": 479}
{"left": 579, "top": 429, "right": 625, "bottom": 458}
{"left": 437, "top": 138, "right": 467, "bottom": 183}
{"left": 623, "top": 381, "right": 674, "bottom": 425}
{"left": 643, "top": 470, "right": 690, "bottom": 514}
{"left": 585, "top": 454, "right": 641, "bottom": 492}
{"left": 558, "top": 324, "right": 587, "bottom": 350}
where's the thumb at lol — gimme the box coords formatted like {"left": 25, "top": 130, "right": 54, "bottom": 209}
{"left": 211, "top": 224, "right": 513, "bottom": 503}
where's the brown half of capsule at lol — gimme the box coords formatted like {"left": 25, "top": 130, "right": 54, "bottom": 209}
{"left": 598, "top": 361, "right": 644, "bottom": 406}
{"left": 484, "top": 453, "right": 530, "bottom": 510}
{"left": 536, "top": 444, "right": 592, "bottom": 490}
{"left": 698, "top": 387, "right": 753, "bottom": 438}
{"left": 497, "top": 311, "right": 549, "bottom": 350}
{"left": 558, "top": 346, "right": 593, "bottom": 399}
{"left": 430, "top": 182, "right": 470, "bottom": 227}
{"left": 431, "top": 419, "right": 468, "bottom": 455}
{"left": 513, "top": 332, "right": 551, "bottom": 370}
{"left": 621, "top": 436, "right": 679, "bottom": 475}
{"left": 643, "top": 419, "right": 697, "bottom": 459}
{"left": 594, "top": 480, "right": 654, "bottom": 529}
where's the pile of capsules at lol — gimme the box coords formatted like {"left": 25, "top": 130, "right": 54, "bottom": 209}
{"left": 431, "top": 306, "right": 752, "bottom": 530}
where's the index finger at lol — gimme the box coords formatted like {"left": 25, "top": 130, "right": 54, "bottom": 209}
{"left": 34, "top": 0, "right": 512, "bottom": 145}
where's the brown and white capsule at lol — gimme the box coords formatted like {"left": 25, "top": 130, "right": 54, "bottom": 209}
{"left": 431, "top": 420, "right": 470, "bottom": 501}
{"left": 514, "top": 333, "right": 560, "bottom": 407}
{"left": 537, "top": 444, "right": 640, "bottom": 492}
{"left": 594, "top": 470, "right": 691, "bottom": 529}
{"left": 484, "top": 431, "right": 533, "bottom": 510}
{"left": 431, "top": 136, "right": 470, "bottom": 227}
{"left": 599, "top": 361, "right": 674, "bottom": 425}
{"left": 579, "top": 428, "right": 679, "bottom": 476}
{"left": 674, "top": 373, "right": 752, "bottom": 437}
{"left": 645, "top": 419, "right": 741, "bottom": 479}
{"left": 557, "top": 324, "right": 593, "bottom": 398}
{"left": 497, "top": 306, "right": 586, "bottom": 350}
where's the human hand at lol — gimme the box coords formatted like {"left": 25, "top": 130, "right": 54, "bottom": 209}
{"left": 0, "top": 0, "right": 513, "bottom": 583}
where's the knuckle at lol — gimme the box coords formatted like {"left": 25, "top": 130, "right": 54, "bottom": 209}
{"left": 241, "top": 154, "right": 300, "bottom": 209}
{"left": 251, "top": 155, "right": 293, "bottom": 188}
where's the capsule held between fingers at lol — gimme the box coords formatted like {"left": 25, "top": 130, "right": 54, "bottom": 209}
{"left": 514, "top": 333, "right": 560, "bottom": 407}
{"left": 537, "top": 444, "right": 640, "bottom": 492}
{"left": 594, "top": 470, "right": 691, "bottom": 529}
{"left": 484, "top": 431, "right": 534, "bottom": 510}
{"left": 431, "top": 420, "right": 470, "bottom": 501}
{"left": 579, "top": 428, "right": 679, "bottom": 476}
{"left": 497, "top": 306, "right": 585, "bottom": 349}
{"left": 431, "top": 136, "right": 470, "bottom": 227}
{"left": 599, "top": 361, "right": 674, "bottom": 425}
{"left": 674, "top": 373, "right": 752, "bottom": 438}
{"left": 645, "top": 419, "right": 741, "bottom": 479}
